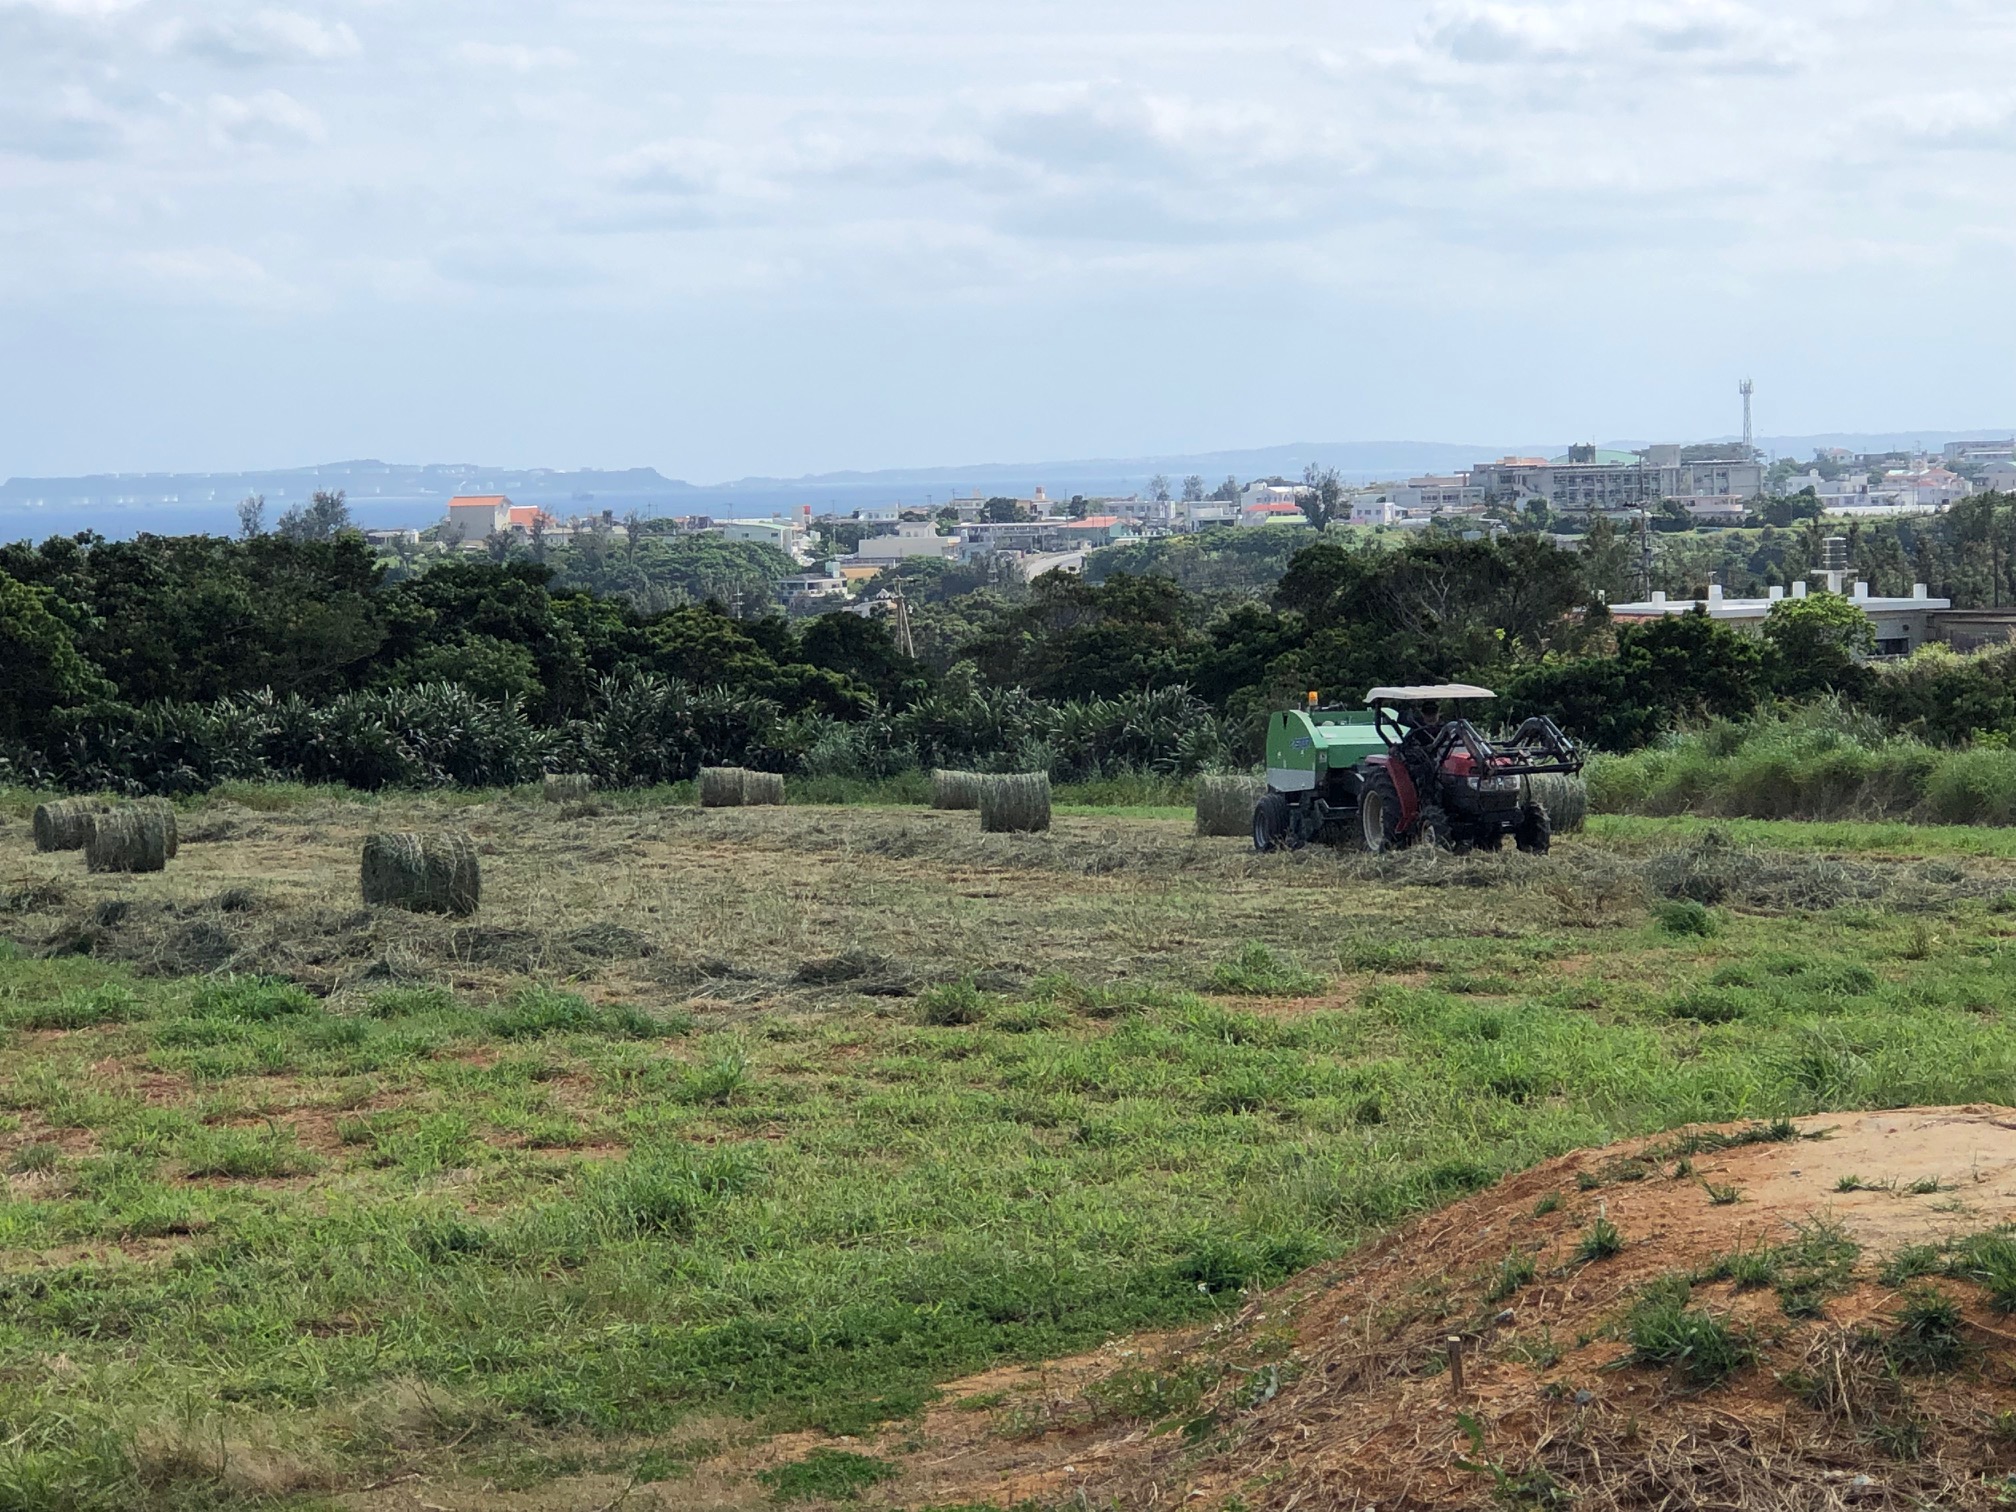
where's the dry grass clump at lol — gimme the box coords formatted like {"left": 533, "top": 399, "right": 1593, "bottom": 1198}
{"left": 84, "top": 810, "right": 173, "bottom": 873}
{"left": 931, "top": 769, "right": 983, "bottom": 810}
{"left": 978, "top": 772, "right": 1052, "bottom": 833}
{"left": 743, "top": 770, "right": 786, "bottom": 806}
{"left": 32, "top": 797, "right": 104, "bottom": 852}
{"left": 1194, "top": 774, "right": 1262, "bottom": 837}
{"left": 1528, "top": 772, "right": 1588, "bottom": 833}
{"left": 361, "top": 831, "right": 481, "bottom": 916}
{"left": 543, "top": 773, "right": 592, "bottom": 804}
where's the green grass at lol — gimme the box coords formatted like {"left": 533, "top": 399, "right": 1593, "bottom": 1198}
{"left": 4, "top": 811, "right": 2016, "bottom": 1502}
{"left": 1588, "top": 814, "right": 2016, "bottom": 857}
{"left": 1624, "top": 1279, "right": 1754, "bottom": 1386}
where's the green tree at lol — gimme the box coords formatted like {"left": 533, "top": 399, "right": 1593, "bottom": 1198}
{"left": 1299, "top": 465, "right": 1344, "bottom": 528}
{"left": 0, "top": 573, "right": 111, "bottom": 742}
{"left": 275, "top": 489, "right": 353, "bottom": 542}
{"left": 1764, "top": 592, "right": 1874, "bottom": 698}
{"left": 981, "top": 497, "right": 1026, "bottom": 523}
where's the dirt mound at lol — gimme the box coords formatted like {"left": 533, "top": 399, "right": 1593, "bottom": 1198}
{"left": 847, "top": 1108, "right": 2016, "bottom": 1510}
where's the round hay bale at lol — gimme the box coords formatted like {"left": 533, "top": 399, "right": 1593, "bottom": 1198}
{"left": 742, "top": 770, "right": 786, "bottom": 806}
{"left": 543, "top": 773, "right": 592, "bottom": 804}
{"left": 128, "top": 797, "right": 178, "bottom": 859}
{"left": 978, "top": 772, "right": 1052, "bottom": 834}
{"left": 361, "top": 831, "right": 481, "bottom": 915}
{"left": 1194, "top": 774, "right": 1264, "bottom": 837}
{"left": 32, "top": 798, "right": 101, "bottom": 853}
{"left": 421, "top": 831, "right": 482, "bottom": 917}
{"left": 361, "top": 832, "right": 427, "bottom": 907}
{"left": 698, "top": 766, "right": 747, "bottom": 808}
{"left": 931, "top": 770, "right": 982, "bottom": 810}
{"left": 1525, "top": 773, "right": 1588, "bottom": 834}
{"left": 83, "top": 810, "right": 170, "bottom": 874}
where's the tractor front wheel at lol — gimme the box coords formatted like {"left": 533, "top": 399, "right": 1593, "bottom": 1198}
{"left": 1515, "top": 801, "right": 1553, "bottom": 856}
{"left": 1416, "top": 804, "right": 1455, "bottom": 853}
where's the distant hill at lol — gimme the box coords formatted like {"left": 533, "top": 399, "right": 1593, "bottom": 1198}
{"left": 4, "top": 429, "right": 2008, "bottom": 541}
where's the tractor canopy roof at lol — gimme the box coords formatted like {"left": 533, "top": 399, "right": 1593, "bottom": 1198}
{"left": 1364, "top": 683, "right": 1496, "bottom": 704}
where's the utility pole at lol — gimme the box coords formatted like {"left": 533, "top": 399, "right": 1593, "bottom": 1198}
{"left": 1638, "top": 504, "right": 1654, "bottom": 598}
{"left": 1740, "top": 378, "right": 1755, "bottom": 454}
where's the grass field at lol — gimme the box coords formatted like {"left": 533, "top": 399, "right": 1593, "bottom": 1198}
{"left": 4, "top": 791, "right": 2016, "bottom": 1508}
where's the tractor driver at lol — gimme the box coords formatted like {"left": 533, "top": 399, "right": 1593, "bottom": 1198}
{"left": 1397, "top": 700, "right": 1444, "bottom": 795}
{"left": 1401, "top": 701, "right": 1444, "bottom": 749}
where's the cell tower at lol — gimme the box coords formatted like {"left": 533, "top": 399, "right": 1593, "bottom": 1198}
{"left": 1740, "top": 377, "right": 1754, "bottom": 453}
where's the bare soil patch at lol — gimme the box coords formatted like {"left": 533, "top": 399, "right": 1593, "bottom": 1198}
{"left": 785, "top": 1107, "right": 2016, "bottom": 1510}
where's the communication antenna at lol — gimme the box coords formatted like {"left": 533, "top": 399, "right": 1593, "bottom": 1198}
{"left": 1739, "top": 378, "right": 1755, "bottom": 453}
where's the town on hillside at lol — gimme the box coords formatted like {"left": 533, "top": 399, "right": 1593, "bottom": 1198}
{"left": 378, "top": 434, "right": 2013, "bottom": 648}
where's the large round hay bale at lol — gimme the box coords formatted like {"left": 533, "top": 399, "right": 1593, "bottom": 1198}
{"left": 543, "top": 773, "right": 592, "bottom": 804}
{"left": 361, "top": 832, "right": 426, "bottom": 906}
{"left": 32, "top": 798, "right": 101, "bottom": 853}
{"left": 1526, "top": 773, "right": 1588, "bottom": 834}
{"left": 83, "top": 811, "right": 170, "bottom": 873}
{"left": 698, "top": 767, "right": 746, "bottom": 808}
{"left": 129, "top": 798, "right": 178, "bottom": 859}
{"left": 931, "top": 770, "right": 982, "bottom": 810}
{"left": 978, "top": 772, "right": 1052, "bottom": 834}
{"left": 1194, "top": 774, "right": 1264, "bottom": 837}
{"left": 421, "top": 831, "right": 482, "bottom": 917}
{"left": 361, "top": 831, "right": 481, "bottom": 915}
{"left": 743, "top": 770, "right": 786, "bottom": 806}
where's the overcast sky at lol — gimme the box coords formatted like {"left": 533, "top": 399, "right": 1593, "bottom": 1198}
{"left": 2, "top": 0, "right": 2013, "bottom": 480}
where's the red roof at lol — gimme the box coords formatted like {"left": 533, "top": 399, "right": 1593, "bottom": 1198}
{"left": 1246, "top": 502, "right": 1305, "bottom": 515}
{"left": 1065, "top": 514, "right": 1125, "bottom": 528}
{"left": 449, "top": 494, "right": 510, "bottom": 508}
{"left": 506, "top": 505, "right": 555, "bottom": 529}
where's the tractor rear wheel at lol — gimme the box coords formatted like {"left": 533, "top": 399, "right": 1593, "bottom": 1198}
{"left": 1515, "top": 801, "right": 1552, "bottom": 856}
{"left": 1359, "top": 766, "right": 1408, "bottom": 853}
{"left": 1253, "top": 792, "right": 1290, "bottom": 853}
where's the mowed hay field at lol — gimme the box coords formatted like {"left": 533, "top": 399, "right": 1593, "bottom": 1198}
{"left": 7, "top": 790, "right": 2016, "bottom": 1507}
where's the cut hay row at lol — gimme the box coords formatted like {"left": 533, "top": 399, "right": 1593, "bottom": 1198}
{"left": 84, "top": 810, "right": 173, "bottom": 874}
{"left": 32, "top": 798, "right": 105, "bottom": 853}
{"left": 699, "top": 767, "right": 785, "bottom": 807}
{"left": 978, "top": 772, "right": 1052, "bottom": 833}
{"left": 1194, "top": 773, "right": 1263, "bottom": 837}
{"left": 543, "top": 773, "right": 592, "bottom": 804}
{"left": 361, "top": 830, "right": 482, "bottom": 916}
{"left": 1527, "top": 772, "right": 1588, "bottom": 834}
{"left": 931, "top": 769, "right": 983, "bottom": 810}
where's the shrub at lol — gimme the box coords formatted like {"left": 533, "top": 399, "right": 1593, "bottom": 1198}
{"left": 917, "top": 980, "right": 987, "bottom": 1026}
{"left": 1576, "top": 1217, "right": 1624, "bottom": 1263}
{"left": 1653, "top": 900, "right": 1721, "bottom": 938}
{"left": 1889, "top": 1286, "right": 1965, "bottom": 1373}
{"left": 490, "top": 988, "right": 600, "bottom": 1039}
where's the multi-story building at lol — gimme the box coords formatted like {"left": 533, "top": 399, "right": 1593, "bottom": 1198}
{"left": 1468, "top": 447, "right": 1763, "bottom": 513}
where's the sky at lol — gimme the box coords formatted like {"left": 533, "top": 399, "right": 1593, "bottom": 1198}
{"left": 3, "top": 0, "right": 2015, "bottom": 481}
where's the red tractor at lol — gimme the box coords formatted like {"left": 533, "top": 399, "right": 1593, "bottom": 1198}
{"left": 1255, "top": 684, "right": 1582, "bottom": 855}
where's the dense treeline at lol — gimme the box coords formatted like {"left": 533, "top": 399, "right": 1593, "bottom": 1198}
{"left": 2, "top": 521, "right": 2015, "bottom": 795}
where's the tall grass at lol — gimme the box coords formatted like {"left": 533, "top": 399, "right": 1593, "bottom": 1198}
{"left": 1590, "top": 700, "right": 2016, "bottom": 825}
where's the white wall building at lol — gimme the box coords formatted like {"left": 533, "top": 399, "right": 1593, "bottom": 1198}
{"left": 1610, "top": 578, "right": 1950, "bottom": 658}
{"left": 719, "top": 517, "right": 808, "bottom": 558}
{"left": 850, "top": 522, "right": 959, "bottom": 561}
{"left": 1349, "top": 498, "right": 1401, "bottom": 526}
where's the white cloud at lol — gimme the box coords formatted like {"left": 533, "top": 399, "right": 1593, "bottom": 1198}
{"left": 205, "top": 88, "right": 325, "bottom": 147}
{"left": 175, "top": 10, "right": 361, "bottom": 65}
{"left": 452, "top": 41, "right": 576, "bottom": 72}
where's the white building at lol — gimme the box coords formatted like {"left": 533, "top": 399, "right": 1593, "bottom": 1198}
{"left": 1391, "top": 475, "right": 1485, "bottom": 512}
{"left": 719, "top": 517, "right": 808, "bottom": 558}
{"left": 850, "top": 522, "right": 959, "bottom": 562}
{"left": 1240, "top": 481, "right": 1311, "bottom": 509}
{"left": 442, "top": 494, "right": 510, "bottom": 543}
{"left": 1610, "top": 578, "right": 1950, "bottom": 658}
{"left": 1983, "top": 462, "right": 2016, "bottom": 494}
{"left": 1349, "top": 498, "right": 1401, "bottom": 526}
